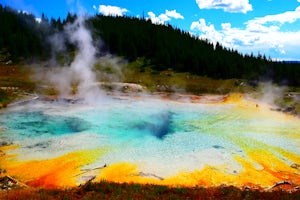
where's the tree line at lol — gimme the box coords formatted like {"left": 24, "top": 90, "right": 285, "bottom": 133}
{"left": 0, "top": 4, "right": 299, "bottom": 86}
{"left": 0, "top": 5, "right": 47, "bottom": 60}
{"left": 88, "top": 15, "right": 300, "bottom": 86}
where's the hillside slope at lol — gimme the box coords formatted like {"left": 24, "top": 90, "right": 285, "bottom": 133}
{"left": 0, "top": 4, "right": 300, "bottom": 86}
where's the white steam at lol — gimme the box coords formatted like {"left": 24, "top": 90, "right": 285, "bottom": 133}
{"left": 47, "top": 15, "right": 105, "bottom": 103}
{"left": 66, "top": 16, "right": 104, "bottom": 102}
{"left": 258, "top": 82, "right": 287, "bottom": 105}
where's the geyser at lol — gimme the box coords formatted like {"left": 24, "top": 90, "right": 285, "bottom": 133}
{"left": 46, "top": 15, "right": 104, "bottom": 103}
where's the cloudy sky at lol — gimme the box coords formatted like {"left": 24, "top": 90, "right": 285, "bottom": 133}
{"left": 1, "top": 0, "right": 300, "bottom": 60}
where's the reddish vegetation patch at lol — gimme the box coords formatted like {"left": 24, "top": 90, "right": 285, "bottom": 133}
{"left": 152, "top": 92, "right": 226, "bottom": 103}
{"left": 1, "top": 181, "right": 300, "bottom": 200}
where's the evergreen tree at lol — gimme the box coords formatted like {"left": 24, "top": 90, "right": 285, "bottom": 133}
{"left": 0, "top": 3, "right": 299, "bottom": 86}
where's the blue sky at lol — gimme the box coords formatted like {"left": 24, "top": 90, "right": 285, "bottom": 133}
{"left": 1, "top": 0, "right": 300, "bottom": 60}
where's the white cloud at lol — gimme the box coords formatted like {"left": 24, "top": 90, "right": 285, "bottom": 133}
{"left": 196, "top": 0, "right": 253, "bottom": 13}
{"left": 190, "top": 6, "right": 300, "bottom": 59}
{"left": 248, "top": 6, "right": 300, "bottom": 25}
{"left": 165, "top": 10, "right": 184, "bottom": 19}
{"left": 147, "top": 12, "right": 169, "bottom": 25}
{"left": 147, "top": 10, "right": 184, "bottom": 25}
{"left": 97, "top": 5, "right": 128, "bottom": 17}
{"left": 190, "top": 19, "right": 223, "bottom": 43}
{"left": 35, "top": 18, "right": 41, "bottom": 23}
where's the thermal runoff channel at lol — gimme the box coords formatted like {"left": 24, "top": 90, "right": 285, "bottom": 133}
{"left": 0, "top": 94, "right": 299, "bottom": 189}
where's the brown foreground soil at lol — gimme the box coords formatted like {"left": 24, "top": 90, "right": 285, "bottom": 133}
{"left": 1, "top": 181, "right": 300, "bottom": 200}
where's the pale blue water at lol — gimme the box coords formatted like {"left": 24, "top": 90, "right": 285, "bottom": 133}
{"left": 0, "top": 97, "right": 299, "bottom": 176}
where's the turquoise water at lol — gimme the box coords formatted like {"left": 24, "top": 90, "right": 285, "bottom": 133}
{"left": 0, "top": 97, "right": 299, "bottom": 176}
{"left": 4, "top": 111, "right": 90, "bottom": 137}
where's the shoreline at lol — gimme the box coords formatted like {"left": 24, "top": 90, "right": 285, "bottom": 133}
{"left": 6, "top": 88, "right": 299, "bottom": 118}
{"left": 1, "top": 88, "right": 299, "bottom": 193}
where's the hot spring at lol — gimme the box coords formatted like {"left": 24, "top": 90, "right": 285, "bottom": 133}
{"left": 0, "top": 94, "right": 299, "bottom": 189}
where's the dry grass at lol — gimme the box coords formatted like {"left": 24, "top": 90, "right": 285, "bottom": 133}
{"left": 0, "top": 63, "right": 35, "bottom": 107}
{"left": 122, "top": 61, "right": 255, "bottom": 94}
{"left": 1, "top": 181, "right": 299, "bottom": 200}
{"left": 0, "top": 64, "right": 34, "bottom": 89}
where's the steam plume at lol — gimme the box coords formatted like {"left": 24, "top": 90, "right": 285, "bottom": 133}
{"left": 47, "top": 15, "right": 104, "bottom": 103}
{"left": 66, "top": 16, "right": 104, "bottom": 102}
{"left": 258, "top": 82, "right": 287, "bottom": 105}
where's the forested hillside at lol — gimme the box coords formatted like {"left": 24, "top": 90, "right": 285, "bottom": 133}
{"left": 0, "top": 5, "right": 50, "bottom": 60}
{"left": 0, "top": 4, "right": 299, "bottom": 86}
{"left": 88, "top": 15, "right": 300, "bottom": 85}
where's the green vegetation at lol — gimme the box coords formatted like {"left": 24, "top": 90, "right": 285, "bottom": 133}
{"left": 0, "top": 5, "right": 50, "bottom": 61}
{"left": 1, "top": 4, "right": 300, "bottom": 86}
{"left": 120, "top": 58, "right": 253, "bottom": 94}
{"left": 90, "top": 16, "right": 299, "bottom": 86}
